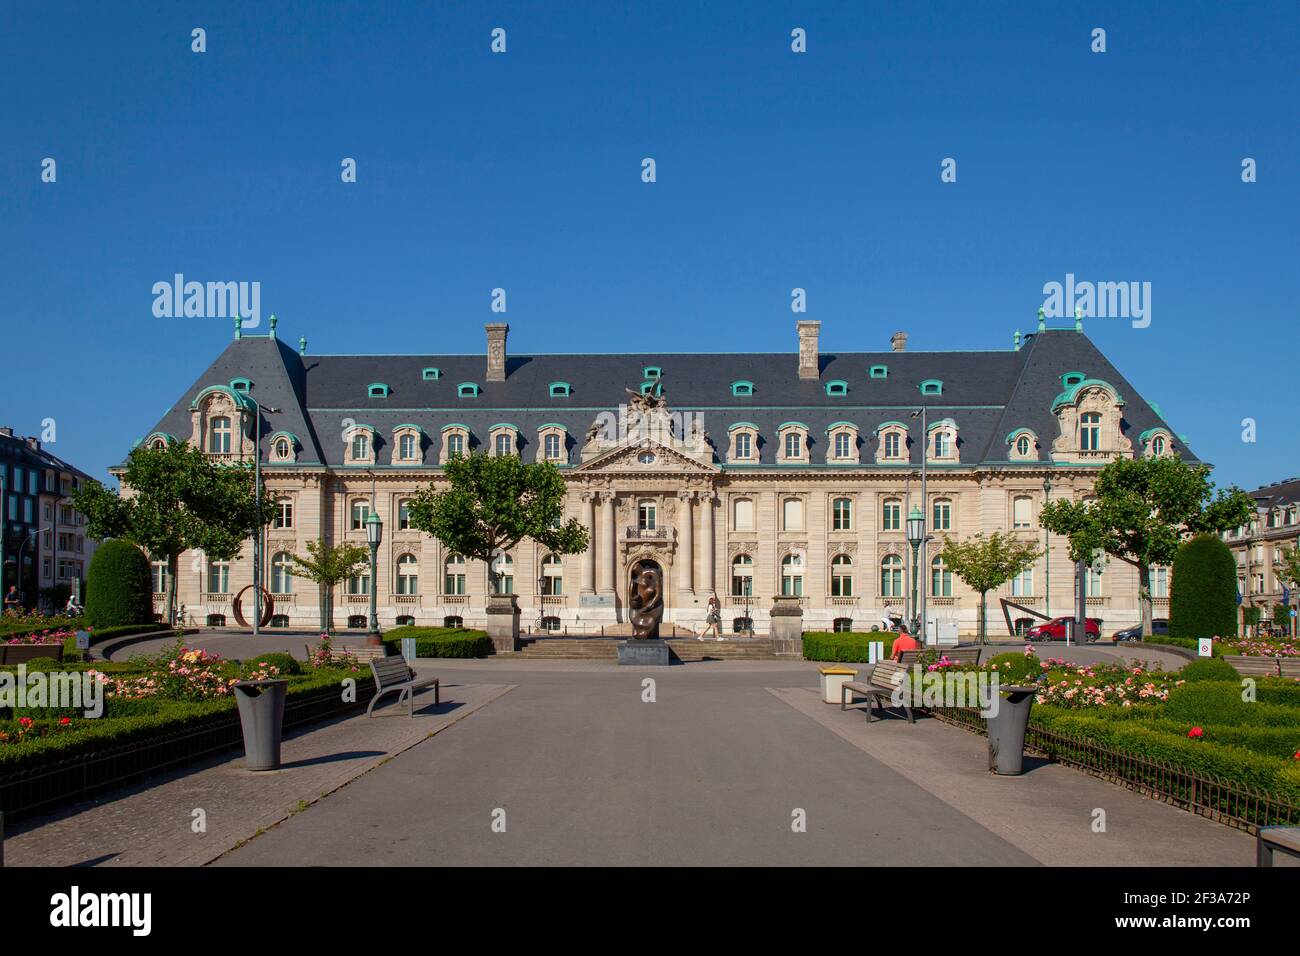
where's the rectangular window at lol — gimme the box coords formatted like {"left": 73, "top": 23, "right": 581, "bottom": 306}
{"left": 882, "top": 500, "right": 901, "bottom": 531}
{"left": 735, "top": 432, "right": 752, "bottom": 459}
{"left": 784, "top": 432, "right": 801, "bottom": 459}
{"left": 273, "top": 500, "right": 294, "bottom": 529}
{"left": 932, "top": 500, "right": 951, "bottom": 531}
{"left": 1150, "top": 566, "right": 1169, "bottom": 599}
{"left": 1012, "top": 496, "right": 1031, "bottom": 529}
{"left": 27, "top": 470, "right": 36, "bottom": 495}
{"left": 733, "top": 498, "right": 753, "bottom": 531}
{"left": 831, "top": 498, "right": 852, "bottom": 531}
{"left": 23, "top": 498, "right": 33, "bottom": 523}
{"left": 1011, "top": 567, "right": 1033, "bottom": 597}
{"left": 783, "top": 498, "right": 804, "bottom": 531}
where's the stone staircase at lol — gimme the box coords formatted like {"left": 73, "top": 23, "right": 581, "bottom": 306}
{"left": 513, "top": 637, "right": 779, "bottom": 661}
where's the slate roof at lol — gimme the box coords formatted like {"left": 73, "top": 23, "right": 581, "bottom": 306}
{"left": 136, "top": 327, "right": 1197, "bottom": 470}
{"left": 1248, "top": 477, "right": 1300, "bottom": 511}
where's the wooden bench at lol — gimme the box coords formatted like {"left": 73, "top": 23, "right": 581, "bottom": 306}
{"left": 1257, "top": 826, "right": 1300, "bottom": 866}
{"left": 367, "top": 656, "right": 440, "bottom": 717}
{"left": 307, "top": 642, "right": 390, "bottom": 663}
{"left": 0, "top": 644, "right": 65, "bottom": 666}
{"left": 1278, "top": 660, "right": 1300, "bottom": 679}
{"left": 898, "top": 646, "right": 982, "bottom": 668}
{"left": 841, "top": 660, "right": 916, "bottom": 723}
{"left": 1224, "top": 655, "right": 1281, "bottom": 677}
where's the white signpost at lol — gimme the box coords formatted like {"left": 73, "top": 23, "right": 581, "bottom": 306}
{"left": 1197, "top": 637, "right": 1213, "bottom": 658}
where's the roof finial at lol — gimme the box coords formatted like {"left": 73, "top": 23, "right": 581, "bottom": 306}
{"left": 298, "top": 335, "right": 308, "bottom": 356}
{"left": 234, "top": 314, "right": 243, "bottom": 340}
{"left": 268, "top": 313, "right": 278, "bottom": 339}
{"left": 1074, "top": 307, "right": 1083, "bottom": 332}
{"left": 1013, "top": 329, "right": 1022, "bottom": 351}
{"left": 1036, "top": 307, "right": 1046, "bottom": 332}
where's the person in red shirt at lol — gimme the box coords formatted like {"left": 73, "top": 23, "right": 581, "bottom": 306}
{"left": 890, "top": 629, "right": 921, "bottom": 661}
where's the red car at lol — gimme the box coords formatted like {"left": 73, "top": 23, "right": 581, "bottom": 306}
{"left": 1025, "top": 616, "right": 1101, "bottom": 642}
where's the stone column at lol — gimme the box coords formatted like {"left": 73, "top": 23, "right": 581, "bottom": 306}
{"left": 699, "top": 492, "right": 715, "bottom": 595}
{"left": 678, "top": 491, "right": 695, "bottom": 594}
{"left": 598, "top": 491, "right": 616, "bottom": 595}
{"left": 580, "top": 492, "right": 596, "bottom": 595}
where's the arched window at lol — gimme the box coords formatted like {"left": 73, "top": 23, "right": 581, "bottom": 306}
{"left": 270, "top": 551, "right": 294, "bottom": 594}
{"left": 884, "top": 431, "right": 901, "bottom": 459}
{"left": 207, "top": 559, "right": 230, "bottom": 594}
{"left": 447, "top": 432, "right": 465, "bottom": 457}
{"left": 733, "top": 431, "right": 753, "bottom": 459}
{"left": 544, "top": 432, "right": 562, "bottom": 461}
{"left": 350, "top": 432, "right": 370, "bottom": 460}
{"left": 274, "top": 437, "right": 290, "bottom": 459}
{"left": 733, "top": 498, "right": 754, "bottom": 531}
{"left": 399, "top": 432, "right": 418, "bottom": 461}
{"left": 882, "top": 498, "right": 902, "bottom": 531}
{"left": 832, "top": 497, "right": 853, "bottom": 531}
{"left": 443, "top": 615, "right": 464, "bottom": 628}
{"left": 932, "top": 498, "right": 952, "bottom": 531}
{"left": 1015, "top": 435, "right": 1031, "bottom": 457}
{"left": 880, "top": 555, "right": 903, "bottom": 597}
{"left": 931, "top": 555, "right": 952, "bottom": 597}
{"left": 638, "top": 500, "right": 657, "bottom": 532}
{"left": 541, "top": 554, "right": 564, "bottom": 595}
{"left": 731, "top": 554, "right": 753, "bottom": 596}
{"left": 784, "top": 432, "right": 802, "bottom": 459}
{"left": 834, "top": 432, "right": 851, "bottom": 458}
{"left": 494, "top": 432, "right": 514, "bottom": 456}
{"left": 833, "top": 617, "right": 854, "bottom": 633}
{"left": 397, "top": 498, "right": 413, "bottom": 530}
{"left": 782, "top": 497, "right": 804, "bottom": 531}
{"left": 209, "top": 416, "right": 232, "bottom": 454}
{"left": 396, "top": 553, "right": 419, "bottom": 595}
{"left": 491, "top": 553, "right": 514, "bottom": 594}
{"left": 781, "top": 553, "right": 805, "bottom": 597}
{"left": 444, "top": 555, "right": 466, "bottom": 595}
{"left": 1152, "top": 435, "right": 1166, "bottom": 456}
{"left": 350, "top": 499, "right": 370, "bottom": 530}
{"left": 831, "top": 554, "right": 853, "bottom": 597}
{"left": 933, "top": 431, "right": 951, "bottom": 458}
{"left": 1080, "top": 412, "right": 1101, "bottom": 451}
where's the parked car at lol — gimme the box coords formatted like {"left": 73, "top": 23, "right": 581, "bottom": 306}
{"left": 1113, "top": 619, "right": 1169, "bottom": 642}
{"left": 1025, "top": 616, "right": 1101, "bottom": 642}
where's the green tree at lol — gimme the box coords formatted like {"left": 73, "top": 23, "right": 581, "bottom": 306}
{"left": 84, "top": 539, "right": 153, "bottom": 627}
{"left": 406, "top": 453, "right": 589, "bottom": 595}
{"left": 1039, "top": 456, "right": 1254, "bottom": 638}
{"left": 287, "top": 537, "right": 370, "bottom": 635}
{"left": 938, "top": 532, "right": 1041, "bottom": 644}
{"left": 1274, "top": 546, "right": 1300, "bottom": 638}
{"left": 1168, "top": 534, "right": 1238, "bottom": 640}
{"left": 72, "top": 442, "right": 276, "bottom": 625}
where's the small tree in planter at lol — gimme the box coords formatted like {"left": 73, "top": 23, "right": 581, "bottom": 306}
{"left": 938, "top": 532, "right": 1040, "bottom": 645}
{"left": 406, "top": 453, "right": 588, "bottom": 648}
{"left": 73, "top": 442, "right": 276, "bottom": 626}
{"left": 287, "top": 538, "right": 369, "bottom": 635}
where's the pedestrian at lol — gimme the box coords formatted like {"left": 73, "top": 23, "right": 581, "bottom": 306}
{"left": 3, "top": 586, "right": 22, "bottom": 614}
{"left": 698, "top": 595, "right": 723, "bottom": 640}
{"left": 890, "top": 627, "right": 921, "bottom": 662}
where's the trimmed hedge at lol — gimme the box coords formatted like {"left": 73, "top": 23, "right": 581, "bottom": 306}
{"left": 84, "top": 540, "right": 153, "bottom": 629}
{"left": 384, "top": 626, "right": 493, "bottom": 658}
{"left": 1179, "top": 658, "right": 1242, "bottom": 683}
{"left": 803, "top": 631, "right": 896, "bottom": 663}
{"left": 1169, "top": 534, "right": 1238, "bottom": 640}
{"left": 1138, "top": 634, "right": 1225, "bottom": 658}
{"left": 1162, "top": 681, "right": 1299, "bottom": 728}
{"left": 238, "top": 651, "right": 302, "bottom": 676}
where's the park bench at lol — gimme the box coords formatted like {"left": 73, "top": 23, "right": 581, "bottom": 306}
{"left": 1277, "top": 660, "right": 1300, "bottom": 679}
{"left": 898, "top": 647, "right": 982, "bottom": 668}
{"left": 367, "top": 655, "right": 440, "bottom": 717}
{"left": 306, "top": 642, "right": 390, "bottom": 663}
{"left": 1257, "top": 826, "right": 1300, "bottom": 866}
{"left": 0, "top": 644, "right": 65, "bottom": 666}
{"left": 840, "top": 660, "right": 916, "bottom": 723}
{"left": 1224, "top": 655, "right": 1281, "bottom": 677}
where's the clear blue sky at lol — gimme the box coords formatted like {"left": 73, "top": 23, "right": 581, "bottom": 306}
{"left": 3, "top": 1, "right": 1296, "bottom": 491}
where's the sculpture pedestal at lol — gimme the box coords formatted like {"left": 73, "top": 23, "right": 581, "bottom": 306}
{"left": 769, "top": 596, "right": 804, "bottom": 656}
{"left": 485, "top": 593, "right": 521, "bottom": 653}
{"left": 617, "top": 639, "right": 670, "bottom": 666}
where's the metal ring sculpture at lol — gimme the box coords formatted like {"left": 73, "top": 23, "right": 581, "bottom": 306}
{"left": 232, "top": 584, "right": 276, "bottom": 629}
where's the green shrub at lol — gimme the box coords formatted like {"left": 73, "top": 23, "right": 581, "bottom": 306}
{"left": 383, "top": 626, "right": 493, "bottom": 658}
{"left": 1118, "top": 719, "right": 1300, "bottom": 760}
{"left": 1162, "top": 681, "right": 1299, "bottom": 728}
{"left": 985, "top": 652, "right": 1041, "bottom": 684}
{"left": 1168, "top": 534, "right": 1238, "bottom": 641}
{"left": 1139, "top": 634, "right": 1225, "bottom": 658}
{"left": 240, "top": 651, "right": 301, "bottom": 676}
{"left": 1179, "top": 658, "right": 1241, "bottom": 683}
{"left": 802, "top": 632, "right": 895, "bottom": 663}
{"left": 84, "top": 540, "right": 153, "bottom": 629}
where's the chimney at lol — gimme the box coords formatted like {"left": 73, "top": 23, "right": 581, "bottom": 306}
{"left": 797, "top": 320, "right": 820, "bottom": 380}
{"left": 891, "top": 330, "right": 908, "bottom": 352}
{"left": 486, "top": 323, "right": 509, "bottom": 382}
{"left": 0, "top": 426, "right": 12, "bottom": 437}
{"left": 25, "top": 436, "right": 40, "bottom": 451}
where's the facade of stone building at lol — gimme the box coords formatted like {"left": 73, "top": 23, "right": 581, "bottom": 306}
{"left": 127, "top": 316, "right": 1191, "bottom": 637}
{"left": 1224, "top": 477, "right": 1300, "bottom": 632}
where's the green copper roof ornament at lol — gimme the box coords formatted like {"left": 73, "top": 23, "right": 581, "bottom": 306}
{"left": 1013, "top": 329, "right": 1022, "bottom": 351}
{"left": 268, "top": 313, "right": 278, "bottom": 339}
{"left": 299, "top": 335, "right": 308, "bottom": 356}
{"left": 1074, "top": 307, "right": 1083, "bottom": 332}
{"left": 234, "top": 314, "right": 243, "bottom": 340}
{"left": 1036, "top": 307, "right": 1046, "bottom": 332}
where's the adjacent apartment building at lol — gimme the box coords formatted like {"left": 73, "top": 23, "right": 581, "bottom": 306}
{"left": 123, "top": 313, "right": 1191, "bottom": 637}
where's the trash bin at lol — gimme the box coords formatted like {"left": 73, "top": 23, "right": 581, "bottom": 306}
{"left": 819, "top": 664, "right": 858, "bottom": 704}
{"left": 233, "top": 679, "right": 289, "bottom": 771}
{"left": 987, "top": 685, "right": 1037, "bottom": 775}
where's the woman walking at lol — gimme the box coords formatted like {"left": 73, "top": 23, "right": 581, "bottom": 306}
{"left": 698, "top": 595, "right": 723, "bottom": 640}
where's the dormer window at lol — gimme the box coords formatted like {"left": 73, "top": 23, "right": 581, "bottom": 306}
{"left": 642, "top": 366, "right": 662, "bottom": 380}
{"left": 928, "top": 418, "right": 959, "bottom": 462}
{"left": 1061, "top": 372, "right": 1085, "bottom": 388}
{"left": 777, "top": 422, "right": 810, "bottom": 464}
{"left": 825, "top": 380, "right": 848, "bottom": 396}
{"left": 537, "top": 424, "right": 568, "bottom": 464}
{"left": 230, "top": 378, "right": 253, "bottom": 393}
{"left": 489, "top": 424, "right": 519, "bottom": 457}
{"left": 919, "top": 380, "right": 943, "bottom": 396}
{"left": 1006, "top": 428, "right": 1038, "bottom": 462}
{"left": 1139, "top": 427, "right": 1175, "bottom": 460}
{"left": 639, "top": 380, "right": 663, "bottom": 396}
{"left": 874, "top": 422, "right": 910, "bottom": 464}
{"left": 422, "top": 368, "right": 441, "bottom": 381}
{"left": 727, "top": 423, "right": 759, "bottom": 463}
{"left": 345, "top": 425, "right": 376, "bottom": 465}
{"left": 549, "top": 382, "right": 572, "bottom": 397}
{"left": 440, "top": 424, "right": 470, "bottom": 463}
{"left": 391, "top": 425, "right": 423, "bottom": 465}
{"left": 368, "top": 383, "right": 391, "bottom": 398}
{"left": 731, "top": 381, "right": 754, "bottom": 397}
{"left": 825, "top": 422, "right": 860, "bottom": 464}
{"left": 457, "top": 383, "right": 481, "bottom": 398}
{"left": 869, "top": 365, "right": 888, "bottom": 380}
{"left": 268, "top": 431, "right": 299, "bottom": 463}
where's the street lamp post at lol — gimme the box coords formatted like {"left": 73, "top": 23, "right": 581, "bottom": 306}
{"left": 365, "top": 511, "right": 383, "bottom": 645}
{"left": 906, "top": 505, "right": 925, "bottom": 637}
{"left": 247, "top": 400, "right": 279, "bottom": 638}
{"left": 910, "top": 406, "right": 929, "bottom": 641}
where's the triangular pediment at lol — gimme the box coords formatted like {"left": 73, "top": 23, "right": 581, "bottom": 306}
{"left": 575, "top": 439, "right": 719, "bottom": 474}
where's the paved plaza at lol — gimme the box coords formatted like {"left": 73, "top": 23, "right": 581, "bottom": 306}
{"left": 9, "top": 639, "right": 1276, "bottom": 868}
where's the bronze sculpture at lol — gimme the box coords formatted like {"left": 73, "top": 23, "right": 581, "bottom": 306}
{"left": 628, "top": 560, "right": 664, "bottom": 639}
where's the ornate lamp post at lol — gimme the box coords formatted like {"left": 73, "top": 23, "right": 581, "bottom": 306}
{"left": 365, "top": 511, "right": 383, "bottom": 646}
{"left": 906, "top": 505, "right": 925, "bottom": 636}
